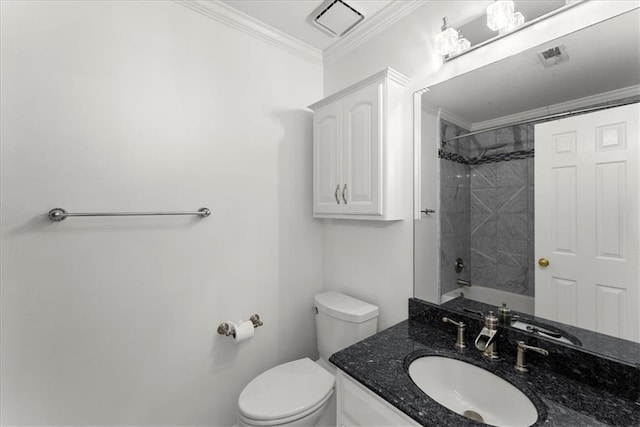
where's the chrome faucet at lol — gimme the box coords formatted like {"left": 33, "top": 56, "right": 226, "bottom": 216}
{"left": 442, "top": 317, "right": 467, "bottom": 349}
{"left": 514, "top": 341, "right": 549, "bottom": 372}
{"left": 475, "top": 311, "right": 499, "bottom": 359}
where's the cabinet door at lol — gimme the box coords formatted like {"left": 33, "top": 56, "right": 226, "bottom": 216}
{"left": 313, "top": 102, "right": 343, "bottom": 215}
{"left": 336, "top": 371, "right": 419, "bottom": 427}
{"left": 341, "top": 82, "right": 382, "bottom": 216}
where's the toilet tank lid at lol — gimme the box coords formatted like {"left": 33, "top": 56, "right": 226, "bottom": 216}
{"left": 314, "top": 291, "right": 379, "bottom": 323}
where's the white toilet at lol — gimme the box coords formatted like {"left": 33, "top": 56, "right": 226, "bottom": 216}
{"left": 237, "top": 291, "right": 379, "bottom": 427}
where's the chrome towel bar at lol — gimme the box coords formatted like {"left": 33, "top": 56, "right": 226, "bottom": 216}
{"left": 48, "top": 207, "right": 211, "bottom": 222}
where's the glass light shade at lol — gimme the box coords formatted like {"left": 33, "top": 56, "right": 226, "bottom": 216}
{"left": 505, "top": 11, "right": 525, "bottom": 32}
{"left": 452, "top": 34, "right": 471, "bottom": 56}
{"left": 487, "top": 0, "right": 515, "bottom": 31}
{"left": 435, "top": 18, "right": 459, "bottom": 56}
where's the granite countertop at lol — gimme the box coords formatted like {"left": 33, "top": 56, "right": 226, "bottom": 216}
{"left": 329, "top": 300, "right": 640, "bottom": 427}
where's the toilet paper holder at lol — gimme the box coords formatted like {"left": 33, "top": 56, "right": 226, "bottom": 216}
{"left": 217, "top": 314, "right": 263, "bottom": 337}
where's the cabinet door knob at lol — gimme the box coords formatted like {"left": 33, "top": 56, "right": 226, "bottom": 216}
{"left": 342, "top": 184, "right": 348, "bottom": 204}
{"left": 334, "top": 184, "right": 340, "bottom": 204}
{"left": 538, "top": 258, "right": 550, "bottom": 267}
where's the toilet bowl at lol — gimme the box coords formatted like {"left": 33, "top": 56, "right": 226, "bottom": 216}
{"left": 236, "top": 291, "right": 378, "bottom": 427}
{"left": 237, "top": 358, "right": 334, "bottom": 427}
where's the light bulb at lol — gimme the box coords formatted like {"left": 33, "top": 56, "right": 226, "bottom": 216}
{"left": 452, "top": 32, "right": 471, "bottom": 56}
{"left": 435, "top": 17, "right": 459, "bottom": 56}
{"left": 502, "top": 11, "right": 525, "bottom": 33}
{"left": 487, "top": 0, "right": 514, "bottom": 31}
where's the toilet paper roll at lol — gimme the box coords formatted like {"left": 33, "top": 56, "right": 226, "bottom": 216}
{"left": 232, "top": 320, "right": 255, "bottom": 344}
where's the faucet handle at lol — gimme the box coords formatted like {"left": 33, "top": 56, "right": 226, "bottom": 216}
{"left": 515, "top": 341, "right": 549, "bottom": 372}
{"left": 442, "top": 317, "right": 467, "bottom": 349}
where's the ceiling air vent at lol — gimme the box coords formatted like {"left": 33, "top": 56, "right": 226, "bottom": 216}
{"left": 537, "top": 44, "right": 570, "bottom": 68}
{"left": 311, "top": 0, "right": 364, "bottom": 37}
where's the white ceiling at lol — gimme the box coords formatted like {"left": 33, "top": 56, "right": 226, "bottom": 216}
{"left": 218, "top": 0, "right": 395, "bottom": 51}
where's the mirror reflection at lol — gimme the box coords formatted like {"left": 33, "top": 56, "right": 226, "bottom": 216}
{"left": 415, "top": 9, "right": 640, "bottom": 359}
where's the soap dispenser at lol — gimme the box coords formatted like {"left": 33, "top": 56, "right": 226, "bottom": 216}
{"left": 475, "top": 311, "right": 499, "bottom": 359}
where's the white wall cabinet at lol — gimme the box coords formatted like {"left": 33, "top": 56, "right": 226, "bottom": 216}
{"left": 309, "top": 68, "right": 408, "bottom": 220}
{"left": 336, "top": 369, "right": 420, "bottom": 427}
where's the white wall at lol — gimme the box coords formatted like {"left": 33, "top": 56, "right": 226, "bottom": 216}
{"left": 0, "top": 1, "right": 323, "bottom": 425}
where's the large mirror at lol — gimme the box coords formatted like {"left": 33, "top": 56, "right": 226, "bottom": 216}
{"left": 414, "top": 7, "right": 640, "bottom": 362}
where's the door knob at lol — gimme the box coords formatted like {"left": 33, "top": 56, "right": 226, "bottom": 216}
{"left": 538, "top": 258, "right": 550, "bottom": 267}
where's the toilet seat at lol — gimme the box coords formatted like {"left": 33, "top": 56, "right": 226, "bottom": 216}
{"left": 238, "top": 358, "right": 335, "bottom": 426}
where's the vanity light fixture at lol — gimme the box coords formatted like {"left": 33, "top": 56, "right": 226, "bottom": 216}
{"left": 435, "top": 17, "right": 459, "bottom": 56}
{"left": 486, "top": 0, "right": 515, "bottom": 31}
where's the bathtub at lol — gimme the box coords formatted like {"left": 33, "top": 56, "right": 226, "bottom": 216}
{"left": 441, "top": 286, "right": 534, "bottom": 315}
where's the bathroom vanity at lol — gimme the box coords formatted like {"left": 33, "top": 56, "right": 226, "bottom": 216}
{"left": 330, "top": 298, "right": 640, "bottom": 426}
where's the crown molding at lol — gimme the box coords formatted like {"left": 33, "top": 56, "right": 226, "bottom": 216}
{"left": 439, "top": 109, "right": 473, "bottom": 132}
{"left": 421, "top": 97, "right": 475, "bottom": 130}
{"left": 471, "top": 85, "right": 640, "bottom": 131}
{"left": 323, "top": 0, "right": 425, "bottom": 64}
{"left": 174, "top": 0, "right": 323, "bottom": 65}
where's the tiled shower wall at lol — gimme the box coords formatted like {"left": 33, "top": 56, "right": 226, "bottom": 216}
{"left": 439, "top": 120, "right": 534, "bottom": 297}
{"left": 439, "top": 121, "right": 471, "bottom": 295}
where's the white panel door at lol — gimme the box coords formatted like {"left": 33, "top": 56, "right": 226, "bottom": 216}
{"left": 535, "top": 103, "right": 639, "bottom": 342}
{"left": 341, "top": 83, "right": 382, "bottom": 215}
{"left": 313, "top": 102, "right": 343, "bottom": 215}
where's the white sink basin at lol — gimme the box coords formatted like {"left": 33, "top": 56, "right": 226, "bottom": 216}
{"left": 408, "top": 356, "right": 538, "bottom": 427}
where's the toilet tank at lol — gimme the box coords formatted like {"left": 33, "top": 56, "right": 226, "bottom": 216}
{"left": 314, "top": 291, "right": 379, "bottom": 362}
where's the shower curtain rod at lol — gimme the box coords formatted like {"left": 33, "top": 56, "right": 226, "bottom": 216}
{"left": 441, "top": 99, "right": 638, "bottom": 144}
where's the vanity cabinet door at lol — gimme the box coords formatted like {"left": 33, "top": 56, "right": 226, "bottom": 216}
{"left": 336, "top": 370, "right": 419, "bottom": 427}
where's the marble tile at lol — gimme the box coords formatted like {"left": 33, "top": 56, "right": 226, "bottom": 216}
{"left": 471, "top": 236, "right": 497, "bottom": 266}
{"left": 527, "top": 157, "right": 535, "bottom": 186}
{"left": 473, "top": 129, "right": 497, "bottom": 148}
{"left": 470, "top": 164, "right": 497, "bottom": 188}
{"left": 497, "top": 264, "right": 528, "bottom": 294}
{"left": 497, "top": 186, "right": 527, "bottom": 213}
{"left": 512, "top": 124, "right": 528, "bottom": 152}
{"left": 496, "top": 238, "right": 527, "bottom": 267}
{"left": 441, "top": 121, "right": 462, "bottom": 143}
{"left": 440, "top": 185, "right": 469, "bottom": 213}
{"left": 471, "top": 188, "right": 496, "bottom": 213}
{"left": 525, "top": 123, "right": 535, "bottom": 150}
{"left": 441, "top": 120, "right": 471, "bottom": 157}
{"left": 528, "top": 186, "right": 535, "bottom": 238}
{"left": 440, "top": 160, "right": 469, "bottom": 187}
{"left": 497, "top": 213, "right": 528, "bottom": 239}
{"left": 496, "top": 126, "right": 516, "bottom": 148}
{"left": 440, "top": 212, "right": 469, "bottom": 238}
{"left": 465, "top": 135, "right": 483, "bottom": 159}
{"left": 525, "top": 266, "right": 535, "bottom": 296}
{"left": 471, "top": 212, "right": 496, "bottom": 237}
{"left": 471, "top": 263, "right": 497, "bottom": 288}
{"left": 457, "top": 135, "right": 474, "bottom": 159}
{"left": 496, "top": 159, "right": 527, "bottom": 187}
